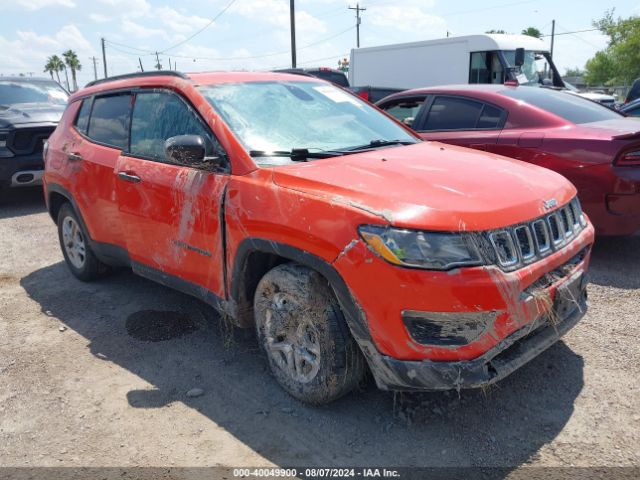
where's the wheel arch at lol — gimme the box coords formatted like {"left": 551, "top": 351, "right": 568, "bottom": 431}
{"left": 230, "top": 238, "right": 373, "bottom": 345}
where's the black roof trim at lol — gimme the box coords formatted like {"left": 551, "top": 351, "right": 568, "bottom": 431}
{"left": 85, "top": 71, "right": 189, "bottom": 88}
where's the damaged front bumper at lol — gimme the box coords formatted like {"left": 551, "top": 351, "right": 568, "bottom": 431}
{"left": 363, "top": 274, "right": 588, "bottom": 392}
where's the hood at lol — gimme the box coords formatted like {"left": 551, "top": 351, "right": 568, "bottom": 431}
{"left": 272, "top": 142, "right": 576, "bottom": 231}
{"left": 0, "top": 103, "right": 65, "bottom": 128}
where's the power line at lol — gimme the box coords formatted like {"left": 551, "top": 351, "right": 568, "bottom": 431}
{"left": 102, "top": 25, "right": 354, "bottom": 64}
{"left": 153, "top": 26, "right": 355, "bottom": 62}
{"left": 159, "top": 0, "right": 238, "bottom": 54}
{"left": 540, "top": 28, "right": 600, "bottom": 37}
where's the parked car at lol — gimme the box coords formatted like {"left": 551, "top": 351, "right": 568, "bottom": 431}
{"left": 0, "top": 77, "right": 68, "bottom": 190}
{"left": 377, "top": 84, "right": 640, "bottom": 236}
{"left": 564, "top": 85, "right": 617, "bottom": 109}
{"left": 273, "top": 67, "right": 350, "bottom": 88}
{"left": 44, "top": 71, "right": 594, "bottom": 404}
{"left": 274, "top": 67, "right": 402, "bottom": 103}
{"left": 621, "top": 98, "right": 640, "bottom": 117}
{"left": 626, "top": 78, "right": 640, "bottom": 104}
{"left": 349, "top": 85, "right": 405, "bottom": 103}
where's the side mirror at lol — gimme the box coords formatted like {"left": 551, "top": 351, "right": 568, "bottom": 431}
{"left": 164, "top": 135, "right": 223, "bottom": 168}
{"left": 515, "top": 48, "right": 525, "bottom": 67}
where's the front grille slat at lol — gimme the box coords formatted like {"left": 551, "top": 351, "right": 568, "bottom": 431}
{"left": 8, "top": 127, "right": 55, "bottom": 155}
{"left": 487, "top": 198, "right": 587, "bottom": 271}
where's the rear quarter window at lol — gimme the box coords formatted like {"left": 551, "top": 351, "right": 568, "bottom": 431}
{"left": 499, "top": 88, "right": 622, "bottom": 124}
{"left": 87, "top": 93, "right": 132, "bottom": 149}
{"left": 74, "top": 99, "right": 91, "bottom": 134}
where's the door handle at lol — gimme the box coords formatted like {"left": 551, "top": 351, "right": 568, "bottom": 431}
{"left": 117, "top": 171, "right": 141, "bottom": 183}
{"left": 67, "top": 152, "right": 83, "bottom": 162}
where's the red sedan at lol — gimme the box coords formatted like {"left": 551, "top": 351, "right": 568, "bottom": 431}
{"left": 377, "top": 85, "right": 640, "bottom": 236}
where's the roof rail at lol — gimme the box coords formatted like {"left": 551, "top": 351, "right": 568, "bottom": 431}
{"left": 85, "top": 71, "right": 189, "bottom": 88}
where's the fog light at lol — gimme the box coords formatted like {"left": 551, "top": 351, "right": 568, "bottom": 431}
{"left": 402, "top": 310, "right": 497, "bottom": 346}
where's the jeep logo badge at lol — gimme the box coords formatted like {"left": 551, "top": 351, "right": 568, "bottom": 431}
{"left": 543, "top": 198, "right": 558, "bottom": 210}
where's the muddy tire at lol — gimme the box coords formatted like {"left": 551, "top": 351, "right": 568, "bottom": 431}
{"left": 254, "top": 263, "right": 366, "bottom": 405}
{"left": 57, "top": 203, "right": 107, "bottom": 281}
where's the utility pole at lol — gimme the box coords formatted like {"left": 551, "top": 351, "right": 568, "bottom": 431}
{"left": 349, "top": 3, "right": 366, "bottom": 48}
{"left": 101, "top": 37, "right": 107, "bottom": 78}
{"left": 290, "top": 0, "right": 297, "bottom": 68}
{"left": 155, "top": 51, "right": 161, "bottom": 70}
{"left": 139, "top": 58, "right": 144, "bottom": 72}
{"left": 550, "top": 19, "right": 556, "bottom": 59}
{"left": 89, "top": 56, "right": 98, "bottom": 81}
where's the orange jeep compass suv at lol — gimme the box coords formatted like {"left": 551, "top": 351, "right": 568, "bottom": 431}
{"left": 44, "top": 71, "right": 595, "bottom": 404}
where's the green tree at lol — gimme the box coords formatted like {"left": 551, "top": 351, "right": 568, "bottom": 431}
{"left": 486, "top": 29, "right": 507, "bottom": 34}
{"left": 586, "top": 9, "right": 640, "bottom": 85}
{"left": 565, "top": 67, "right": 585, "bottom": 77}
{"left": 62, "top": 49, "right": 82, "bottom": 92}
{"left": 44, "top": 55, "right": 64, "bottom": 85}
{"left": 44, "top": 56, "right": 56, "bottom": 80}
{"left": 584, "top": 51, "right": 618, "bottom": 86}
{"left": 521, "top": 27, "right": 542, "bottom": 38}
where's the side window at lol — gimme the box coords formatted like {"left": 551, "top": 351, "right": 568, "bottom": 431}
{"left": 87, "top": 94, "right": 131, "bottom": 149}
{"left": 74, "top": 99, "right": 91, "bottom": 134}
{"left": 424, "top": 96, "right": 484, "bottom": 131}
{"left": 470, "top": 52, "right": 491, "bottom": 84}
{"left": 477, "top": 103, "right": 505, "bottom": 129}
{"left": 130, "top": 91, "right": 219, "bottom": 162}
{"left": 381, "top": 97, "right": 426, "bottom": 128}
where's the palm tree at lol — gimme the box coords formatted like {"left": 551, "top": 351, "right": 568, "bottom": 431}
{"left": 44, "top": 56, "right": 56, "bottom": 80}
{"left": 44, "top": 55, "right": 65, "bottom": 86}
{"left": 63, "top": 49, "right": 82, "bottom": 92}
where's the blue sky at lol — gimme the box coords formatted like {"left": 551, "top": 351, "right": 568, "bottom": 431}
{"left": 1, "top": 0, "right": 639, "bottom": 87}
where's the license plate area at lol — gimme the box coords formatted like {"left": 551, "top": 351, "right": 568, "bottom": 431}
{"left": 553, "top": 271, "right": 586, "bottom": 321}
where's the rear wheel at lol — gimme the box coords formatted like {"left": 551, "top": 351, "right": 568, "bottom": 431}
{"left": 254, "top": 263, "right": 365, "bottom": 404}
{"left": 57, "top": 203, "right": 107, "bottom": 281}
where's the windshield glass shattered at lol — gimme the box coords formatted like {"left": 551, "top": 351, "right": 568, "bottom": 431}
{"left": 198, "top": 81, "right": 416, "bottom": 165}
{"left": 0, "top": 81, "right": 68, "bottom": 106}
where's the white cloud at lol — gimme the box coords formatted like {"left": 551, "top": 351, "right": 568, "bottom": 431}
{"left": 120, "top": 19, "right": 165, "bottom": 39}
{"left": 89, "top": 13, "right": 112, "bottom": 23}
{"left": 97, "top": 0, "right": 150, "bottom": 17}
{"left": 233, "top": 0, "right": 327, "bottom": 37}
{"left": 12, "top": 0, "right": 75, "bottom": 10}
{"left": 154, "top": 6, "right": 211, "bottom": 34}
{"left": 369, "top": 4, "right": 445, "bottom": 33}
{"left": 0, "top": 24, "right": 94, "bottom": 80}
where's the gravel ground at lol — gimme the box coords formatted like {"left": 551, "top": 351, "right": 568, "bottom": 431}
{"left": 0, "top": 188, "right": 639, "bottom": 475}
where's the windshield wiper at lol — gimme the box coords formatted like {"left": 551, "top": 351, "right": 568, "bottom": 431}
{"left": 344, "top": 139, "right": 417, "bottom": 152}
{"left": 249, "top": 149, "right": 344, "bottom": 161}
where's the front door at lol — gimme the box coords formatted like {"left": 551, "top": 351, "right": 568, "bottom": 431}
{"left": 115, "top": 89, "right": 229, "bottom": 298}
{"left": 415, "top": 95, "right": 505, "bottom": 151}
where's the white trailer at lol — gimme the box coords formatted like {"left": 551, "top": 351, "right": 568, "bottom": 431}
{"left": 348, "top": 34, "right": 564, "bottom": 90}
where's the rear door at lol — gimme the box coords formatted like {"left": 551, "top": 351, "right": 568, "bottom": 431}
{"left": 115, "top": 89, "right": 230, "bottom": 298}
{"left": 414, "top": 95, "right": 506, "bottom": 150}
{"left": 61, "top": 93, "right": 131, "bottom": 248}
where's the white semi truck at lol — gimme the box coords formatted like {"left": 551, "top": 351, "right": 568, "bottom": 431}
{"left": 348, "top": 34, "right": 565, "bottom": 90}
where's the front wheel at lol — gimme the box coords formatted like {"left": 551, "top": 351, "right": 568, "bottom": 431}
{"left": 254, "top": 263, "right": 366, "bottom": 404}
{"left": 57, "top": 203, "right": 107, "bottom": 281}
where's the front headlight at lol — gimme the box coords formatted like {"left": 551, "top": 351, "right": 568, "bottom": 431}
{"left": 358, "top": 225, "right": 483, "bottom": 270}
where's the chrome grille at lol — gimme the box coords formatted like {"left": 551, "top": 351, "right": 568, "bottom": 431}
{"left": 487, "top": 198, "right": 587, "bottom": 271}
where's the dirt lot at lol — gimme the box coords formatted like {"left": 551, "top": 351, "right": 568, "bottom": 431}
{"left": 1, "top": 188, "right": 639, "bottom": 474}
